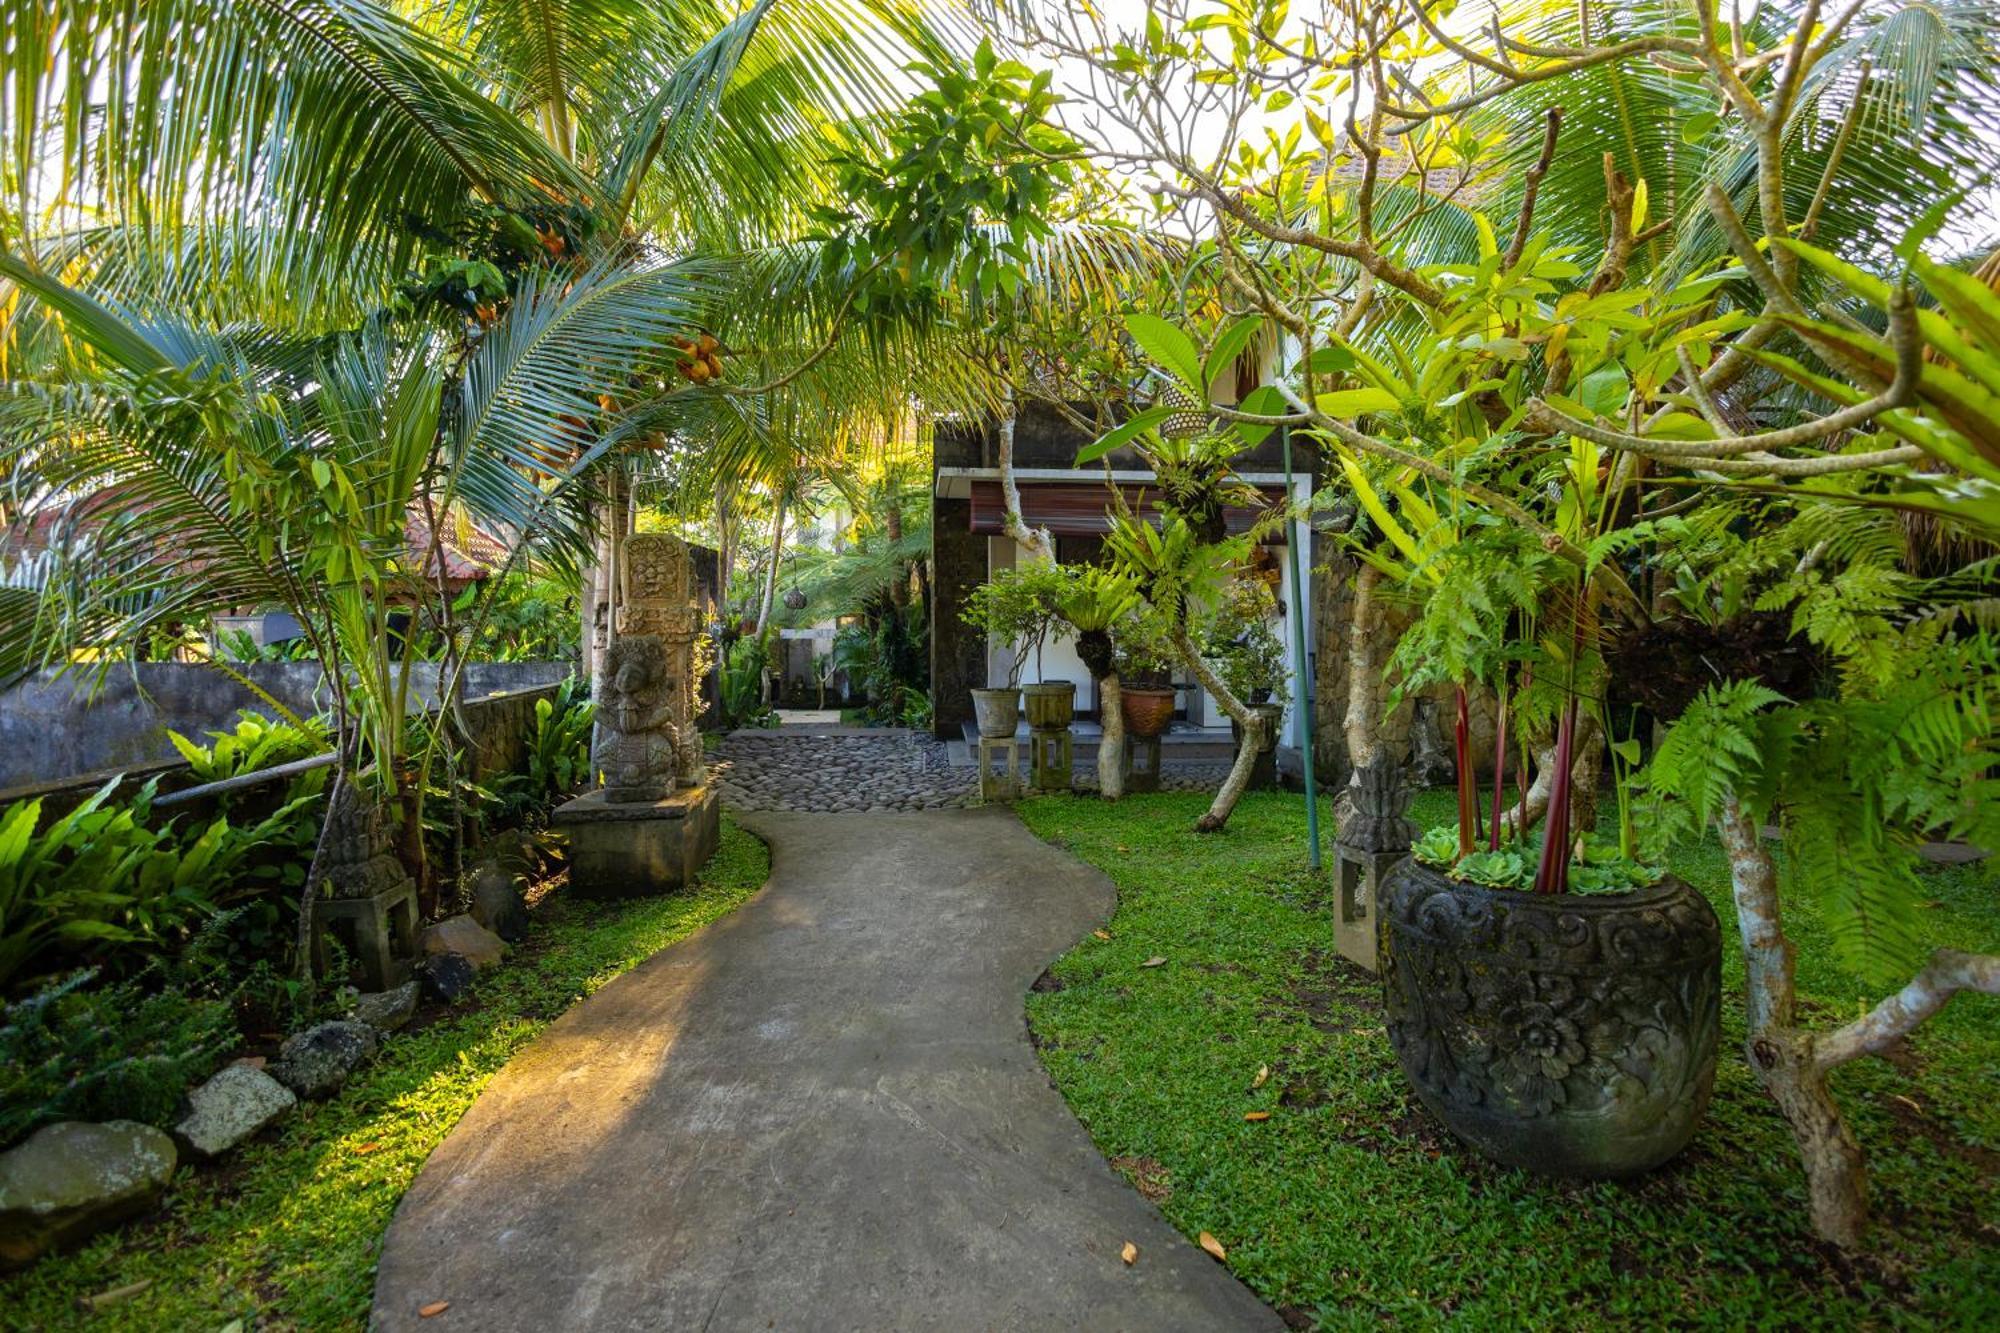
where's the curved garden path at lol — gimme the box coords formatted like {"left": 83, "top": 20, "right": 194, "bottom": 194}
{"left": 371, "top": 807, "right": 1279, "bottom": 1331}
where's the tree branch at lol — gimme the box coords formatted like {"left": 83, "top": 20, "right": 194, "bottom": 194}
{"left": 1814, "top": 950, "right": 2000, "bottom": 1071}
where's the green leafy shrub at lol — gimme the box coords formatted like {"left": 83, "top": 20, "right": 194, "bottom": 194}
{"left": 0, "top": 779, "right": 320, "bottom": 991}
{"left": 494, "top": 677, "right": 595, "bottom": 824}
{"left": 721, "top": 633, "right": 777, "bottom": 728}
{"left": 166, "top": 711, "right": 329, "bottom": 783}
{"left": 0, "top": 969, "right": 234, "bottom": 1148}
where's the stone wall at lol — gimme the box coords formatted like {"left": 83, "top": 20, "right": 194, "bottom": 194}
{"left": 0, "top": 661, "right": 568, "bottom": 792}
{"left": 3, "top": 681, "right": 565, "bottom": 830}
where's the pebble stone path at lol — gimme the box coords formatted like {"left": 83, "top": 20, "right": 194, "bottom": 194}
{"left": 710, "top": 726, "right": 1234, "bottom": 813}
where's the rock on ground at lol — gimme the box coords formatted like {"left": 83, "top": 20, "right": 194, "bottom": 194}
{"left": 271, "top": 1020, "right": 378, "bottom": 1100}
{"left": 420, "top": 953, "right": 478, "bottom": 1003}
{"left": 350, "top": 980, "right": 420, "bottom": 1033}
{"left": 469, "top": 861, "right": 530, "bottom": 942}
{"left": 422, "top": 914, "right": 506, "bottom": 969}
{"left": 175, "top": 1065, "right": 296, "bottom": 1158}
{"left": 0, "top": 1121, "right": 176, "bottom": 1270}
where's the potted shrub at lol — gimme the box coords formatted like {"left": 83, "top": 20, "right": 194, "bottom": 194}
{"left": 960, "top": 564, "right": 1070, "bottom": 738}
{"left": 1114, "top": 607, "right": 1178, "bottom": 738}
{"left": 1202, "top": 580, "right": 1288, "bottom": 770}
{"left": 1379, "top": 687, "right": 1722, "bottom": 1178}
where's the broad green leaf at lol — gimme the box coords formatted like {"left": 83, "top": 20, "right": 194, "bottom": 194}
{"left": 1315, "top": 387, "right": 1399, "bottom": 418}
{"left": 1232, "top": 385, "right": 1290, "bottom": 449}
{"left": 1125, "top": 313, "right": 1204, "bottom": 391}
{"left": 1077, "top": 405, "right": 1175, "bottom": 466}
{"left": 1204, "top": 315, "right": 1264, "bottom": 393}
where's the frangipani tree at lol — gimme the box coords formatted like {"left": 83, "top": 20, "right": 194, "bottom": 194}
{"left": 945, "top": 0, "right": 2000, "bottom": 1248}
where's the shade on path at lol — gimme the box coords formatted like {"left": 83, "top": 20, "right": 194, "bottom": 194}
{"left": 371, "top": 807, "right": 1279, "bottom": 1331}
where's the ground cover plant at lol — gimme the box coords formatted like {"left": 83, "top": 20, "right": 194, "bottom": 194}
{"left": 1018, "top": 790, "right": 1999, "bottom": 1329}
{"left": 0, "top": 821, "right": 767, "bottom": 1332}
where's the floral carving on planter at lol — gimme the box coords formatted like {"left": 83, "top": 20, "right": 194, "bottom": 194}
{"left": 1380, "top": 861, "right": 1722, "bottom": 1177}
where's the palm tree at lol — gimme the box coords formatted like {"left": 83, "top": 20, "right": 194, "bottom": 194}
{"left": 0, "top": 0, "right": 968, "bottom": 970}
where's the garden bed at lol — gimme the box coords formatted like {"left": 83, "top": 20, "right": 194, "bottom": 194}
{"left": 1017, "top": 791, "right": 1998, "bottom": 1328}
{"left": 0, "top": 821, "right": 768, "bottom": 1331}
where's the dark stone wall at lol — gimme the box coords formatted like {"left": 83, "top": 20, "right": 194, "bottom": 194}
{"left": 929, "top": 496, "right": 987, "bottom": 739}
{"left": 1311, "top": 536, "right": 1358, "bottom": 787}
{"left": 5, "top": 680, "right": 563, "bottom": 831}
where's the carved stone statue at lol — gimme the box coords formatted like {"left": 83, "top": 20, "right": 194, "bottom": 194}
{"left": 608, "top": 533, "right": 705, "bottom": 787}
{"left": 592, "top": 636, "right": 682, "bottom": 802}
{"left": 1338, "top": 754, "right": 1417, "bottom": 854}
{"left": 320, "top": 784, "right": 408, "bottom": 900}
{"left": 587, "top": 533, "right": 705, "bottom": 800}
{"left": 558, "top": 530, "right": 720, "bottom": 899}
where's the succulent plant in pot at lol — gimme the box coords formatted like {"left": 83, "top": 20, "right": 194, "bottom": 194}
{"left": 1342, "top": 462, "right": 1721, "bottom": 1178}
{"left": 1381, "top": 675, "right": 1722, "bottom": 1179}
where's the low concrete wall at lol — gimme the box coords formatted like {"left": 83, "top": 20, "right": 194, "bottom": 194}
{"left": 1, "top": 681, "right": 566, "bottom": 830}
{"left": 0, "top": 662, "right": 569, "bottom": 792}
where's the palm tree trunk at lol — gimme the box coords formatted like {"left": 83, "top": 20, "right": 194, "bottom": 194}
{"left": 885, "top": 494, "right": 910, "bottom": 608}
{"left": 757, "top": 491, "right": 788, "bottom": 708}
{"left": 1097, "top": 671, "right": 1126, "bottom": 800}
{"left": 758, "top": 491, "right": 788, "bottom": 631}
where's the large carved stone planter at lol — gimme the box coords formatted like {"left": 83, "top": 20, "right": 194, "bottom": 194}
{"left": 1380, "top": 860, "right": 1721, "bottom": 1178}
{"left": 970, "top": 688, "right": 1021, "bottom": 739}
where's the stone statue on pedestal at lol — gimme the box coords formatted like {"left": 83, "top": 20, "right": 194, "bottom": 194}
{"left": 556, "top": 530, "right": 720, "bottom": 898}
{"left": 610, "top": 533, "right": 706, "bottom": 788}
{"left": 1333, "top": 754, "right": 1416, "bottom": 974}
{"left": 592, "top": 637, "right": 681, "bottom": 802}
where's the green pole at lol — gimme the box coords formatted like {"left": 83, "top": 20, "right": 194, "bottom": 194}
{"left": 1279, "top": 424, "right": 1322, "bottom": 869}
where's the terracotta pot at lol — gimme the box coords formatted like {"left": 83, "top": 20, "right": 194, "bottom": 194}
{"left": 1120, "top": 687, "right": 1177, "bottom": 738}
{"left": 1022, "top": 681, "right": 1076, "bottom": 730}
{"left": 1379, "top": 861, "right": 1721, "bottom": 1178}
{"left": 970, "top": 688, "right": 1020, "bottom": 739}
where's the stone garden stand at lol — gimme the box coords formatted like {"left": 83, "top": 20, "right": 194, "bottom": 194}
{"left": 1123, "top": 733, "right": 1163, "bottom": 794}
{"left": 977, "top": 734, "right": 1022, "bottom": 803}
{"left": 1333, "top": 756, "right": 1415, "bottom": 973}
{"left": 307, "top": 788, "right": 418, "bottom": 989}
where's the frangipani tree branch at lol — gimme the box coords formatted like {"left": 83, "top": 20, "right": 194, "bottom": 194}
{"left": 1525, "top": 287, "right": 1924, "bottom": 474}
{"left": 1813, "top": 950, "right": 2000, "bottom": 1071}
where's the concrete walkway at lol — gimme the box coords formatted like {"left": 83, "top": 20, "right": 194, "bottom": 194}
{"left": 371, "top": 808, "right": 1279, "bottom": 1332}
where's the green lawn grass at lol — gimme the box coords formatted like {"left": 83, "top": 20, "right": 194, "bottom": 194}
{"left": 1017, "top": 790, "right": 2000, "bottom": 1330}
{"left": 2, "top": 820, "right": 768, "bottom": 1332}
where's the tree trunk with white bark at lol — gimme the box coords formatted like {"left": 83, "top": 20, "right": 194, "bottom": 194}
{"left": 1170, "top": 627, "right": 1260, "bottom": 832}
{"left": 998, "top": 410, "right": 1053, "bottom": 561}
{"left": 1715, "top": 792, "right": 2000, "bottom": 1248}
{"left": 1097, "top": 672, "right": 1125, "bottom": 800}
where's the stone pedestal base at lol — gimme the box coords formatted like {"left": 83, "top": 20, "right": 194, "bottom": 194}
{"left": 1030, "top": 727, "right": 1073, "bottom": 792}
{"left": 1333, "top": 845, "right": 1401, "bottom": 973}
{"left": 977, "top": 736, "right": 1021, "bottom": 803}
{"left": 1124, "top": 734, "right": 1162, "bottom": 793}
{"left": 553, "top": 784, "right": 721, "bottom": 899}
{"left": 310, "top": 879, "right": 418, "bottom": 990}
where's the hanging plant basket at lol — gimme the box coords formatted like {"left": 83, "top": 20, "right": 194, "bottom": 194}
{"left": 783, "top": 588, "right": 807, "bottom": 611}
